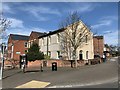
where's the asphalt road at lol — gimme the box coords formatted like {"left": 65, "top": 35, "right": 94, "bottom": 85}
{"left": 2, "top": 57, "right": 118, "bottom": 88}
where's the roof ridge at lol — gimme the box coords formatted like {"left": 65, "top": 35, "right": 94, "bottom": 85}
{"left": 31, "top": 31, "right": 45, "bottom": 33}
{"left": 10, "top": 34, "right": 29, "bottom": 41}
{"left": 10, "top": 34, "right": 29, "bottom": 37}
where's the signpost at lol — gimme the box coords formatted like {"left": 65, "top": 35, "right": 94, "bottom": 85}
{"left": 0, "top": 43, "right": 6, "bottom": 80}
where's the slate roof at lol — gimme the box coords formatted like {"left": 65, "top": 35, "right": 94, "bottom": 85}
{"left": 10, "top": 34, "right": 29, "bottom": 41}
{"left": 31, "top": 31, "right": 46, "bottom": 36}
{"left": 93, "top": 36, "right": 103, "bottom": 39}
{"left": 38, "top": 28, "right": 64, "bottom": 38}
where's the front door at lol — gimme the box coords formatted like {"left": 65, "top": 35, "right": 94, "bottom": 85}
{"left": 43, "top": 61, "right": 47, "bottom": 67}
{"left": 79, "top": 54, "right": 83, "bottom": 60}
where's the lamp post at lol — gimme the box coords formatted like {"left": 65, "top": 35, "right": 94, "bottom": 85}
{"left": 0, "top": 43, "right": 6, "bottom": 80}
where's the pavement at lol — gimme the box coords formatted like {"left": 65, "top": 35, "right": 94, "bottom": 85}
{"left": 2, "top": 68, "right": 21, "bottom": 79}
{"left": 2, "top": 57, "right": 118, "bottom": 89}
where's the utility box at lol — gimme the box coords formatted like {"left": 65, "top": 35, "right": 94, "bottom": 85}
{"left": 52, "top": 62, "right": 57, "bottom": 71}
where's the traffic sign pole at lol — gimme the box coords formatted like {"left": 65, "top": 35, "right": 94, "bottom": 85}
{"left": 0, "top": 43, "right": 5, "bottom": 80}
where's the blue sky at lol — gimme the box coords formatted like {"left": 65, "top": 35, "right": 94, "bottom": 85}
{"left": 2, "top": 2, "right": 118, "bottom": 45}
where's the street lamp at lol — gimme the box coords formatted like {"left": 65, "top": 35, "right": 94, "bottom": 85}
{"left": 0, "top": 43, "right": 6, "bottom": 80}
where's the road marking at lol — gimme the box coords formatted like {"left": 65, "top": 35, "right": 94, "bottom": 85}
{"left": 16, "top": 80, "right": 50, "bottom": 88}
{"left": 47, "top": 78, "right": 118, "bottom": 88}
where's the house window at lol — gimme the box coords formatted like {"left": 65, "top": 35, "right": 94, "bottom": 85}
{"left": 25, "top": 50, "right": 28, "bottom": 53}
{"left": 86, "top": 51, "right": 88, "bottom": 59}
{"left": 85, "top": 35, "right": 88, "bottom": 43}
{"left": 79, "top": 50, "right": 83, "bottom": 60}
{"left": 28, "top": 42, "right": 30, "bottom": 48}
{"left": 57, "top": 34, "right": 60, "bottom": 43}
{"left": 30, "top": 41, "right": 33, "bottom": 46}
{"left": 57, "top": 51, "right": 60, "bottom": 58}
{"left": 48, "top": 51, "right": 51, "bottom": 57}
{"left": 24, "top": 42, "right": 28, "bottom": 48}
{"left": 42, "top": 38, "right": 44, "bottom": 46}
{"left": 49, "top": 36, "right": 51, "bottom": 44}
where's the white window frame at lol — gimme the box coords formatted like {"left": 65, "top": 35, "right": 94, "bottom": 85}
{"left": 24, "top": 42, "right": 28, "bottom": 48}
{"left": 57, "top": 51, "right": 60, "bottom": 58}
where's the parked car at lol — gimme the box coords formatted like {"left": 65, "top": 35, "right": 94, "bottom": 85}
{"left": 90, "top": 55, "right": 101, "bottom": 65}
{"left": 94, "top": 55, "right": 101, "bottom": 59}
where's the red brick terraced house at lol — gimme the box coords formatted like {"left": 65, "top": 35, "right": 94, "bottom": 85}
{"left": 7, "top": 34, "right": 29, "bottom": 61}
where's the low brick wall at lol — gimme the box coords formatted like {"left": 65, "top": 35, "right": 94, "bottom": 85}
{"left": 27, "top": 60, "right": 85, "bottom": 68}
{"left": 43, "top": 60, "right": 63, "bottom": 67}
{"left": 27, "top": 60, "right": 42, "bottom": 68}
{"left": 4, "top": 60, "right": 19, "bottom": 69}
{"left": 4, "top": 59, "right": 86, "bottom": 69}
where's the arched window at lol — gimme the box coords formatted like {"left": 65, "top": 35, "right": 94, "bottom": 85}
{"left": 80, "top": 50, "right": 83, "bottom": 54}
{"left": 85, "top": 35, "right": 88, "bottom": 43}
{"left": 57, "top": 33, "right": 60, "bottom": 42}
{"left": 86, "top": 51, "right": 88, "bottom": 59}
{"left": 49, "top": 36, "right": 51, "bottom": 44}
{"left": 79, "top": 50, "right": 83, "bottom": 60}
{"left": 42, "top": 38, "right": 44, "bottom": 45}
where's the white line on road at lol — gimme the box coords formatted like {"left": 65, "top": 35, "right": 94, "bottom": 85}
{"left": 47, "top": 78, "right": 118, "bottom": 88}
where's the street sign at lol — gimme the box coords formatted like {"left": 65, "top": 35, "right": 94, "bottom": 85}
{"left": 1, "top": 43, "right": 6, "bottom": 54}
{"left": 0, "top": 43, "right": 6, "bottom": 80}
{"left": 16, "top": 52, "right": 21, "bottom": 54}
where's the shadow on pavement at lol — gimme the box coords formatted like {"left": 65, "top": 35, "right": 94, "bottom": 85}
{"left": 25, "top": 70, "right": 41, "bottom": 73}
{"left": 3, "top": 70, "right": 21, "bottom": 79}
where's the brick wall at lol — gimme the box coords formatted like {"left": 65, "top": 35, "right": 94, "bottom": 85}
{"left": 27, "top": 60, "right": 85, "bottom": 68}
{"left": 29, "top": 32, "right": 40, "bottom": 46}
{"left": 4, "top": 60, "right": 19, "bottom": 69}
{"left": 4, "top": 59, "right": 89, "bottom": 70}
{"left": 8, "top": 40, "right": 28, "bottom": 61}
{"left": 13, "top": 40, "right": 28, "bottom": 60}
{"left": 93, "top": 36, "right": 104, "bottom": 58}
{"left": 27, "top": 60, "right": 42, "bottom": 68}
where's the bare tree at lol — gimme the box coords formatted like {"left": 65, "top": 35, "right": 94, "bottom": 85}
{"left": 59, "top": 12, "right": 92, "bottom": 68}
{"left": 0, "top": 16, "right": 11, "bottom": 40}
{"left": 0, "top": 15, "right": 11, "bottom": 69}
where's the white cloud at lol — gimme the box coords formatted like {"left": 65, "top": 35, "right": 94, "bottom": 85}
{"left": 20, "top": 5, "right": 61, "bottom": 21}
{"left": 103, "top": 30, "right": 112, "bottom": 34}
{"left": 3, "top": 3, "right": 14, "bottom": 14}
{"left": 6, "top": 17, "right": 49, "bottom": 37}
{"left": 101, "top": 16, "right": 118, "bottom": 21}
{"left": 67, "top": 3, "right": 98, "bottom": 14}
{"left": 8, "top": 18, "right": 24, "bottom": 28}
{"left": 77, "top": 3, "right": 96, "bottom": 13}
{"left": 0, "top": 3, "right": 2, "bottom": 15}
{"left": 91, "top": 20, "right": 112, "bottom": 29}
{"left": 8, "top": 28, "right": 30, "bottom": 35}
{"left": 104, "top": 30, "right": 118, "bottom": 45}
{"left": 91, "top": 16, "right": 117, "bottom": 29}
{"left": 30, "top": 27, "right": 48, "bottom": 33}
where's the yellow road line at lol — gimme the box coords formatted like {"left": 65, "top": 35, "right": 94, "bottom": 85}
{"left": 16, "top": 80, "right": 50, "bottom": 88}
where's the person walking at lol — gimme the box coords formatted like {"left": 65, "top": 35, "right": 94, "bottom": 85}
{"left": 103, "top": 54, "right": 106, "bottom": 62}
{"left": 40, "top": 63, "right": 43, "bottom": 72}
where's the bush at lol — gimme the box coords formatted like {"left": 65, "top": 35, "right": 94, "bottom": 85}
{"left": 27, "top": 43, "right": 44, "bottom": 61}
{"left": 44, "top": 54, "right": 50, "bottom": 60}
